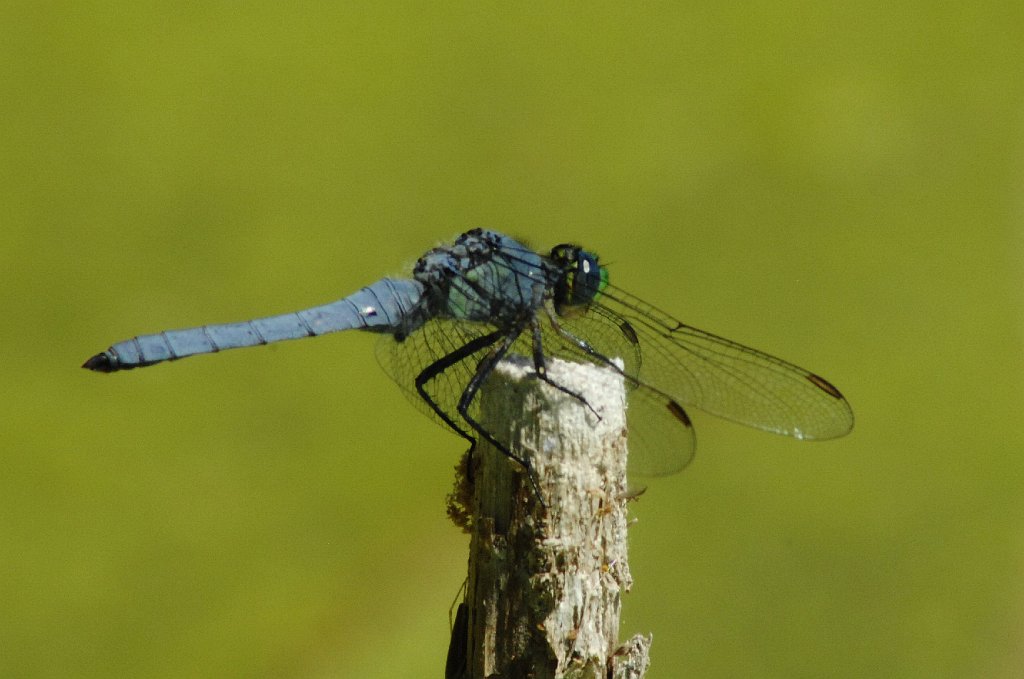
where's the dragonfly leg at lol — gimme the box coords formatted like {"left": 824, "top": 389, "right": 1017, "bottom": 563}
{"left": 545, "top": 305, "right": 641, "bottom": 389}
{"left": 529, "top": 318, "right": 601, "bottom": 421}
{"left": 414, "top": 329, "right": 506, "bottom": 452}
{"left": 453, "top": 322, "right": 546, "bottom": 502}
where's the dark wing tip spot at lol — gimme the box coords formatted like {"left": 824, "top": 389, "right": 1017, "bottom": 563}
{"left": 82, "top": 352, "right": 116, "bottom": 372}
{"left": 806, "top": 372, "right": 845, "bottom": 400}
{"left": 666, "top": 400, "right": 693, "bottom": 427}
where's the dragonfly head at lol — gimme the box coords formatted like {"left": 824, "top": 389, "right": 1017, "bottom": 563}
{"left": 549, "top": 244, "right": 608, "bottom": 315}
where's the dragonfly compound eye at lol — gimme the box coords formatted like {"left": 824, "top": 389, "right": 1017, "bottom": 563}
{"left": 570, "top": 250, "right": 604, "bottom": 305}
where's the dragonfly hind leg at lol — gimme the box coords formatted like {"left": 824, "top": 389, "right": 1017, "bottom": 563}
{"left": 413, "top": 327, "right": 543, "bottom": 501}
{"left": 413, "top": 329, "right": 504, "bottom": 451}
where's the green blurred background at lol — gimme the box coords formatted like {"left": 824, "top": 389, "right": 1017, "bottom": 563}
{"left": 3, "top": 3, "right": 1022, "bottom": 678}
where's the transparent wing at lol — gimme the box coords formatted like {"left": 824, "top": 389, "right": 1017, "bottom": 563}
{"left": 536, "top": 307, "right": 696, "bottom": 477}
{"left": 592, "top": 282, "right": 855, "bottom": 441}
{"left": 375, "top": 309, "right": 694, "bottom": 481}
{"left": 487, "top": 242, "right": 700, "bottom": 478}
{"left": 378, "top": 237, "right": 852, "bottom": 484}
{"left": 542, "top": 308, "right": 695, "bottom": 478}
{"left": 375, "top": 318, "right": 494, "bottom": 438}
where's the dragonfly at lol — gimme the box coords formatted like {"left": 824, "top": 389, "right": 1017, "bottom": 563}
{"left": 84, "top": 228, "right": 853, "bottom": 485}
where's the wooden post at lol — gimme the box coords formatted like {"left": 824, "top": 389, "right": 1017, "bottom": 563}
{"left": 446, "top": 356, "right": 651, "bottom": 679}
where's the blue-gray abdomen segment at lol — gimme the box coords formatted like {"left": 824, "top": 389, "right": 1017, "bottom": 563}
{"left": 83, "top": 278, "right": 425, "bottom": 372}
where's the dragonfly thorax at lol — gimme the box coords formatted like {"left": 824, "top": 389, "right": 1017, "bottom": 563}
{"left": 413, "top": 229, "right": 549, "bottom": 326}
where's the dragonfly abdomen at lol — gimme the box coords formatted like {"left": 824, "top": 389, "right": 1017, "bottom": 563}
{"left": 83, "top": 278, "right": 425, "bottom": 372}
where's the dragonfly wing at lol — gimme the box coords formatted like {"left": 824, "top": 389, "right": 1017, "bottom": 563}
{"left": 536, "top": 313, "right": 696, "bottom": 478}
{"left": 376, "top": 318, "right": 499, "bottom": 437}
{"left": 594, "top": 283, "right": 854, "bottom": 440}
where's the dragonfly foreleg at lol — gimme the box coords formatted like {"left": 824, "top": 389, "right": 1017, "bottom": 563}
{"left": 544, "top": 304, "right": 640, "bottom": 388}
{"left": 529, "top": 318, "right": 601, "bottom": 422}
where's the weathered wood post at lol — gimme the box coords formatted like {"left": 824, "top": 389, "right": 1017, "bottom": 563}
{"left": 446, "top": 356, "right": 651, "bottom": 678}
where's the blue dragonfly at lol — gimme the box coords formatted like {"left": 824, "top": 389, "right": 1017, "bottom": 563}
{"left": 84, "top": 229, "right": 853, "bottom": 482}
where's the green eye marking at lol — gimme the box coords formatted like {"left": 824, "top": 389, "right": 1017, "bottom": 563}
{"left": 598, "top": 265, "right": 609, "bottom": 294}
